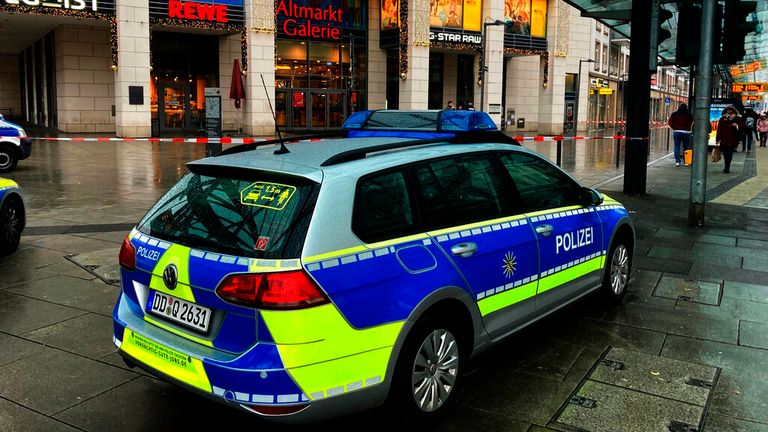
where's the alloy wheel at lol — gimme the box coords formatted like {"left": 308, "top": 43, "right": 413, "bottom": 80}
{"left": 610, "top": 244, "right": 629, "bottom": 295}
{"left": 411, "top": 329, "right": 459, "bottom": 412}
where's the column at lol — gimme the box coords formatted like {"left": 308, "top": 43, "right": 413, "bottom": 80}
{"left": 398, "top": 0, "right": 429, "bottom": 109}
{"left": 115, "top": 0, "right": 151, "bottom": 137}
{"left": 244, "top": 0, "right": 277, "bottom": 137}
{"left": 481, "top": 0, "right": 504, "bottom": 125}
{"left": 368, "top": 0, "right": 387, "bottom": 109}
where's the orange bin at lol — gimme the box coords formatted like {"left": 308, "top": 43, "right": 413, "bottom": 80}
{"left": 684, "top": 150, "right": 693, "bottom": 165}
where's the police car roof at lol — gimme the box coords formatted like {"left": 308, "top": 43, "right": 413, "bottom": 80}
{"left": 188, "top": 134, "right": 530, "bottom": 183}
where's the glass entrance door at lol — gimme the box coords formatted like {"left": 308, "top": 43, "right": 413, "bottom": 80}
{"left": 159, "top": 83, "right": 190, "bottom": 133}
{"left": 277, "top": 90, "right": 347, "bottom": 131}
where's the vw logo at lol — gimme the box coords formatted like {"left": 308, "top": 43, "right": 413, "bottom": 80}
{"left": 163, "top": 264, "right": 178, "bottom": 290}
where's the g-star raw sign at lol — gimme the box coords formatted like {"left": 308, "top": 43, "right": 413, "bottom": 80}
{"left": 277, "top": 0, "right": 343, "bottom": 40}
{"left": 2, "top": 0, "right": 113, "bottom": 13}
{"left": 429, "top": 30, "right": 482, "bottom": 45}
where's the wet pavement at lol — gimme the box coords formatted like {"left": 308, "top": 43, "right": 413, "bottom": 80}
{"left": 1, "top": 136, "right": 767, "bottom": 432}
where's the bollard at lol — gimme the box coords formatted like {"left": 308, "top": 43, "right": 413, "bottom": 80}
{"left": 615, "top": 137, "right": 621, "bottom": 168}
{"left": 556, "top": 139, "right": 562, "bottom": 166}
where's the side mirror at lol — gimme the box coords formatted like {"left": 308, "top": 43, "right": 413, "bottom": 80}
{"left": 582, "top": 187, "right": 604, "bottom": 206}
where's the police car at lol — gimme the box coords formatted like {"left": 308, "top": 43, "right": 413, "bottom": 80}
{"left": 0, "top": 178, "right": 25, "bottom": 255}
{"left": 112, "top": 110, "right": 634, "bottom": 423}
{"left": 0, "top": 114, "right": 32, "bottom": 172}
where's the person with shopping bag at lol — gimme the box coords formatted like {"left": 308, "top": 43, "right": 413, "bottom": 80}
{"left": 668, "top": 104, "right": 694, "bottom": 166}
{"left": 715, "top": 106, "right": 743, "bottom": 173}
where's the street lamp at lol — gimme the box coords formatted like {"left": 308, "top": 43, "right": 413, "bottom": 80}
{"left": 479, "top": 18, "right": 505, "bottom": 112}
{"left": 573, "top": 59, "right": 595, "bottom": 134}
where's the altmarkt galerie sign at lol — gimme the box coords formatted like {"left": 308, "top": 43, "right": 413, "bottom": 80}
{"left": 277, "top": 0, "right": 344, "bottom": 40}
{"left": 149, "top": 0, "right": 245, "bottom": 24}
{"left": 1, "top": 0, "right": 115, "bottom": 13}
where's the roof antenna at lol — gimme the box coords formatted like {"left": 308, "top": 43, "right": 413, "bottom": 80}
{"left": 261, "top": 74, "right": 289, "bottom": 154}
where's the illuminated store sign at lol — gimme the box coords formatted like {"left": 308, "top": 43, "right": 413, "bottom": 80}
{"left": 429, "top": 30, "right": 481, "bottom": 45}
{"left": 2, "top": 0, "right": 114, "bottom": 13}
{"left": 168, "top": 0, "right": 228, "bottom": 22}
{"left": 150, "top": 0, "right": 244, "bottom": 24}
{"left": 277, "top": 0, "right": 343, "bottom": 40}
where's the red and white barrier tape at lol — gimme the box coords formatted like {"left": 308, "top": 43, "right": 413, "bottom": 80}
{"left": 1, "top": 135, "right": 651, "bottom": 142}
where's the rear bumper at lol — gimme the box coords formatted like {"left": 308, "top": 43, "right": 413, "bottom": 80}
{"left": 112, "top": 293, "right": 387, "bottom": 423}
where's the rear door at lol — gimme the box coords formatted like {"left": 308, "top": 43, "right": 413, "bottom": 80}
{"left": 497, "top": 152, "right": 604, "bottom": 314}
{"left": 414, "top": 153, "right": 540, "bottom": 339}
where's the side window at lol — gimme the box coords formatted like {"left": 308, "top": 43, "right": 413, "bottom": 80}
{"left": 414, "top": 154, "right": 509, "bottom": 230}
{"left": 353, "top": 170, "right": 415, "bottom": 243}
{"left": 499, "top": 152, "right": 581, "bottom": 212}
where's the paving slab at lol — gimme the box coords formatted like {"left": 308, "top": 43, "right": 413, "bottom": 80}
{"left": 703, "top": 414, "right": 768, "bottom": 432}
{"left": 723, "top": 281, "right": 768, "bottom": 304}
{"left": 689, "top": 262, "right": 768, "bottom": 286}
{"left": 675, "top": 296, "right": 768, "bottom": 324}
{"left": 554, "top": 380, "right": 704, "bottom": 432}
{"left": 423, "top": 406, "right": 530, "bottom": 432}
{"left": 54, "top": 376, "right": 262, "bottom": 432}
{"left": 624, "top": 269, "right": 662, "bottom": 297}
{"left": 23, "top": 313, "right": 116, "bottom": 359}
{"left": 736, "top": 238, "right": 768, "bottom": 249}
{"left": 3, "top": 275, "right": 119, "bottom": 317}
{"left": 0, "top": 246, "right": 69, "bottom": 270}
{"left": 653, "top": 276, "right": 722, "bottom": 305}
{"left": 738, "top": 321, "right": 768, "bottom": 349}
{"left": 549, "top": 319, "right": 666, "bottom": 355}
{"left": 0, "top": 332, "right": 47, "bottom": 367}
{"left": 26, "top": 235, "right": 119, "bottom": 256}
{"left": 604, "top": 301, "right": 739, "bottom": 344}
{"left": 647, "top": 246, "right": 743, "bottom": 268}
{"left": 0, "top": 296, "right": 86, "bottom": 335}
{"left": 66, "top": 247, "right": 122, "bottom": 286}
{"left": 693, "top": 242, "right": 768, "bottom": 261}
{"left": 661, "top": 335, "right": 768, "bottom": 424}
{"left": 0, "top": 349, "right": 137, "bottom": 416}
{"left": 635, "top": 255, "right": 693, "bottom": 274}
{"left": 0, "top": 398, "right": 80, "bottom": 432}
{"left": 589, "top": 347, "right": 717, "bottom": 406}
{"left": 0, "top": 263, "right": 56, "bottom": 290}
{"left": 743, "top": 256, "right": 768, "bottom": 272}
{"left": 457, "top": 369, "right": 576, "bottom": 425}
{"left": 36, "top": 261, "right": 99, "bottom": 281}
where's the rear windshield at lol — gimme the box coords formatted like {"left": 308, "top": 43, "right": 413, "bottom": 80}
{"left": 137, "top": 171, "right": 319, "bottom": 259}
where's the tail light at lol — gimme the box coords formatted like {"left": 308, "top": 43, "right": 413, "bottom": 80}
{"left": 119, "top": 236, "right": 136, "bottom": 270}
{"left": 216, "top": 270, "right": 328, "bottom": 310}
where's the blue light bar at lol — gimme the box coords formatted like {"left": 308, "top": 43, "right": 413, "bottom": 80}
{"left": 342, "top": 110, "right": 498, "bottom": 133}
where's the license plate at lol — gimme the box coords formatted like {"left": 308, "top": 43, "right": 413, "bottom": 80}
{"left": 147, "top": 291, "right": 212, "bottom": 333}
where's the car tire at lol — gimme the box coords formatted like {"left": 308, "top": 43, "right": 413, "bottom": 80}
{"left": 0, "top": 146, "right": 18, "bottom": 173}
{"left": 388, "top": 314, "right": 464, "bottom": 425}
{"left": 600, "top": 233, "right": 632, "bottom": 305}
{"left": 0, "top": 196, "right": 22, "bottom": 255}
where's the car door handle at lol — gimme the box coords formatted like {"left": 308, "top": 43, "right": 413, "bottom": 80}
{"left": 535, "top": 224, "right": 554, "bottom": 236}
{"left": 451, "top": 242, "right": 478, "bottom": 258}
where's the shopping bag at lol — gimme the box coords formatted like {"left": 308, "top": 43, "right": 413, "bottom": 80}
{"left": 711, "top": 146, "right": 721, "bottom": 162}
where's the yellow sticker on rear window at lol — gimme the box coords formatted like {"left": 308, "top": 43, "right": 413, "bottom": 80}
{"left": 240, "top": 182, "right": 296, "bottom": 210}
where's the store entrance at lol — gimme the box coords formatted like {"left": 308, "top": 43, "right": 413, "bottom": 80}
{"left": 276, "top": 89, "right": 347, "bottom": 130}
{"left": 157, "top": 82, "right": 190, "bottom": 131}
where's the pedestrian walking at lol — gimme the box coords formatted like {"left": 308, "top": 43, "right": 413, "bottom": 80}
{"left": 446, "top": 100, "right": 455, "bottom": 110}
{"left": 743, "top": 107, "right": 759, "bottom": 152}
{"left": 758, "top": 112, "right": 768, "bottom": 147}
{"left": 667, "top": 103, "right": 694, "bottom": 166}
{"left": 716, "top": 106, "right": 743, "bottom": 174}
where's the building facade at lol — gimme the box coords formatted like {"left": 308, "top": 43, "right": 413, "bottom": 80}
{"left": 0, "top": 0, "right": 684, "bottom": 137}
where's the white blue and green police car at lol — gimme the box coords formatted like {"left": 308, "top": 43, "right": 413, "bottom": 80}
{"left": 0, "top": 178, "right": 25, "bottom": 255}
{"left": 113, "top": 110, "right": 634, "bottom": 423}
{"left": 0, "top": 114, "right": 32, "bottom": 173}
